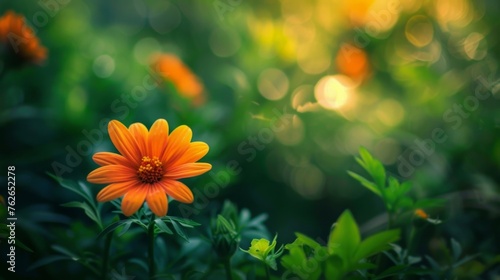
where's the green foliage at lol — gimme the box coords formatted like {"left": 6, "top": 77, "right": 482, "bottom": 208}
{"left": 281, "top": 210, "right": 400, "bottom": 279}
{"left": 49, "top": 173, "right": 104, "bottom": 230}
{"left": 348, "top": 147, "right": 445, "bottom": 217}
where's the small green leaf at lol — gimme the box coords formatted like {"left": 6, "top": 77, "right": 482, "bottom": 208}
{"left": 451, "top": 239, "right": 462, "bottom": 262}
{"left": 169, "top": 219, "right": 189, "bottom": 241}
{"left": 51, "top": 245, "right": 78, "bottom": 258}
{"left": 167, "top": 216, "right": 201, "bottom": 227}
{"left": 97, "top": 219, "right": 130, "bottom": 239}
{"left": 48, "top": 174, "right": 94, "bottom": 206}
{"left": 347, "top": 171, "right": 382, "bottom": 197}
{"left": 118, "top": 221, "right": 133, "bottom": 237}
{"left": 16, "top": 239, "right": 34, "bottom": 253}
{"left": 453, "top": 253, "right": 479, "bottom": 268}
{"left": 61, "top": 201, "right": 101, "bottom": 227}
{"left": 295, "top": 232, "right": 322, "bottom": 249}
{"left": 246, "top": 213, "right": 269, "bottom": 228}
{"left": 354, "top": 229, "right": 400, "bottom": 262}
{"left": 358, "top": 147, "right": 386, "bottom": 190}
{"left": 154, "top": 218, "right": 173, "bottom": 234}
{"left": 328, "top": 210, "right": 361, "bottom": 265}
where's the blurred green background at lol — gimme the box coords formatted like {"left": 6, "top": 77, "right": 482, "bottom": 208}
{"left": 1, "top": 0, "right": 500, "bottom": 278}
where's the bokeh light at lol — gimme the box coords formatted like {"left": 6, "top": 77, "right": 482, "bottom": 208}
{"left": 314, "top": 75, "right": 353, "bottom": 110}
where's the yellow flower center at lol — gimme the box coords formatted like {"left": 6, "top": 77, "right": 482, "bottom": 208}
{"left": 137, "top": 156, "right": 163, "bottom": 184}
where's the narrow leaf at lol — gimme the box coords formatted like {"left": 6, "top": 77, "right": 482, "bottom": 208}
{"left": 97, "top": 220, "right": 130, "bottom": 239}
{"left": 154, "top": 218, "right": 173, "bottom": 234}
{"left": 347, "top": 171, "right": 382, "bottom": 196}
{"left": 450, "top": 239, "right": 462, "bottom": 262}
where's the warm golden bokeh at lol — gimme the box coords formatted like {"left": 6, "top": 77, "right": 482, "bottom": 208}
{"left": 152, "top": 53, "right": 205, "bottom": 105}
{"left": 0, "top": 10, "right": 47, "bottom": 64}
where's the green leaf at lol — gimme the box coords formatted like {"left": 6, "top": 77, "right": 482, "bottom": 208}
{"left": 118, "top": 221, "right": 133, "bottom": 237}
{"left": 347, "top": 171, "right": 382, "bottom": 197}
{"left": 48, "top": 174, "right": 94, "bottom": 206}
{"left": 154, "top": 218, "right": 173, "bottom": 235}
{"left": 281, "top": 242, "right": 321, "bottom": 280}
{"left": 61, "top": 201, "right": 101, "bottom": 227}
{"left": 51, "top": 245, "right": 78, "bottom": 259}
{"left": 281, "top": 242, "right": 307, "bottom": 270}
{"left": 246, "top": 213, "right": 269, "bottom": 228}
{"left": 328, "top": 210, "right": 361, "bottom": 266}
{"left": 16, "top": 238, "right": 34, "bottom": 253}
{"left": 451, "top": 239, "right": 462, "bottom": 262}
{"left": 169, "top": 219, "right": 189, "bottom": 241}
{"left": 167, "top": 216, "right": 201, "bottom": 228}
{"left": 453, "top": 254, "right": 479, "bottom": 268}
{"left": 295, "top": 232, "right": 322, "bottom": 249}
{"left": 354, "top": 229, "right": 400, "bottom": 262}
{"left": 395, "top": 196, "right": 413, "bottom": 210}
{"left": 78, "top": 181, "right": 95, "bottom": 206}
{"left": 324, "top": 255, "right": 343, "bottom": 280}
{"left": 358, "top": 147, "right": 386, "bottom": 190}
{"left": 97, "top": 219, "right": 131, "bottom": 239}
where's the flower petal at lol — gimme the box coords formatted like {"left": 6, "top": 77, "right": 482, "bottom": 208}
{"left": 170, "top": 142, "right": 209, "bottom": 166}
{"left": 148, "top": 119, "right": 169, "bottom": 158}
{"left": 164, "top": 162, "right": 212, "bottom": 180}
{"left": 87, "top": 165, "right": 137, "bottom": 184}
{"left": 129, "top": 123, "right": 149, "bottom": 156}
{"left": 146, "top": 185, "right": 168, "bottom": 217}
{"left": 108, "top": 120, "right": 142, "bottom": 165}
{"left": 158, "top": 180, "right": 194, "bottom": 203}
{"left": 96, "top": 181, "right": 138, "bottom": 202}
{"left": 92, "top": 152, "right": 134, "bottom": 168}
{"left": 161, "top": 125, "right": 192, "bottom": 164}
{"left": 121, "top": 185, "right": 148, "bottom": 216}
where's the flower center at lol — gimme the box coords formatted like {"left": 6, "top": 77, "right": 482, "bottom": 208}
{"left": 137, "top": 156, "right": 163, "bottom": 184}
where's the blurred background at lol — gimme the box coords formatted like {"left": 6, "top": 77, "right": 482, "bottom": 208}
{"left": 1, "top": 0, "right": 500, "bottom": 278}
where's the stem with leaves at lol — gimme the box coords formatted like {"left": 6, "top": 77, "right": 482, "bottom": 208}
{"left": 148, "top": 217, "right": 156, "bottom": 280}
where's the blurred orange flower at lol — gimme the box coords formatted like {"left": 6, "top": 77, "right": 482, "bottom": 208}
{"left": 336, "top": 44, "right": 370, "bottom": 81}
{"left": 152, "top": 54, "right": 205, "bottom": 105}
{"left": 87, "top": 119, "right": 211, "bottom": 217}
{"left": 414, "top": 208, "right": 429, "bottom": 219}
{"left": 0, "top": 10, "right": 47, "bottom": 65}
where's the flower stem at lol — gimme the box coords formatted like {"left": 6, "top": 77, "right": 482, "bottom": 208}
{"left": 148, "top": 218, "right": 156, "bottom": 280}
{"left": 101, "top": 233, "right": 113, "bottom": 280}
{"left": 264, "top": 262, "right": 271, "bottom": 280}
{"left": 224, "top": 258, "right": 233, "bottom": 280}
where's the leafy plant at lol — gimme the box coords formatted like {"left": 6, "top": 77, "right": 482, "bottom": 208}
{"left": 281, "top": 210, "right": 400, "bottom": 280}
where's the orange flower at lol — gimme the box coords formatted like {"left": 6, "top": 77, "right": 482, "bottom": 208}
{"left": 414, "top": 208, "right": 429, "bottom": 219}
{"left": 87, "top": 119, "right": 211, "bottom": 217}
{"left": 336, "top": 43, "right": 370, "bottom": 81}
{"left": 152, "top": 54, "right": 205, "bottom": 104}
{"left": 0, "top": 10, "right": 47, "bottom": 64}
